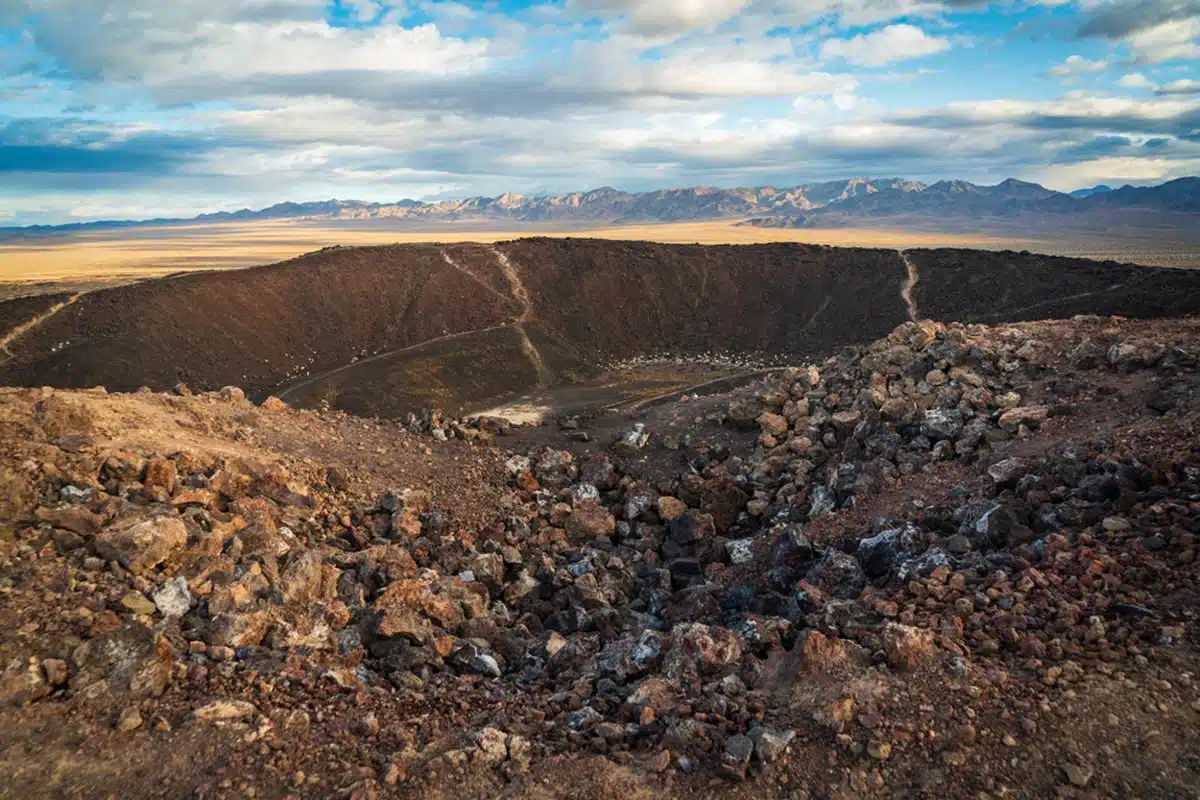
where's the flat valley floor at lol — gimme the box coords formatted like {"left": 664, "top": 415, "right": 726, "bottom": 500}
{"left": 2, "top": 217, "right": 1199, "bottom": 298}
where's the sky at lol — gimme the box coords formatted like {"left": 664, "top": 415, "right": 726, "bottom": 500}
{"left": 0, "top": 0, "right": 1198, "bottom": 225}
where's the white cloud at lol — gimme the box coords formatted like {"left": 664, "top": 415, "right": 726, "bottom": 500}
{"left": 1049, "top": 54, "right": 1108, "bottom": 78}
{"left": 10, "top": 0, "right": 490, "bottom": 83}
{"left": 1156, "top": 78, "right": 1200, "bottom": 95}
{"left": 895, "top": 94, "right": 1200, "bottom": 128}
{"left": 1124, "top": 17, "right": 1200, "bottom": 62}
{"left": 820, "top": 24, "right": 952, "bottom": 66}
{"left": 1117, "top": 73, "right": 1155, "bottom": 89}
{"left": 1035, "top": 156, "right": 1196, "bottom": 190}
{"left": 565, "top": 0, "right": 753, "bottom": 37}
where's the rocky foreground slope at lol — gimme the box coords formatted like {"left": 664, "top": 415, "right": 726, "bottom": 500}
{"left": 1, "top": 313, "right": 1199, "bottom": 798}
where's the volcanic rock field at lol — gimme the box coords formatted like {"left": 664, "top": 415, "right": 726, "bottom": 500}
{"left": 3, "top": 241, "right": 1200, "bottom": 799}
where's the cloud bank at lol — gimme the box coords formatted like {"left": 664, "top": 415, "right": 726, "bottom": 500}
{"left": 0, "top": 0, "right": 1196, "bottom": 223}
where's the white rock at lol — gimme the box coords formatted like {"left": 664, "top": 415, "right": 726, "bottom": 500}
{"left": 153, "top": 577, "right": 192, "bottom": 618}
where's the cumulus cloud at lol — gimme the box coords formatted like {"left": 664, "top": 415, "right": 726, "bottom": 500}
{"left": 1074, "top": 0, "right": 1200, "bottom": 62}
{"left": 1049, "top": 54, "right": 1108, "bottom": 77}
{"left": 5, "top": 0, "right": 489, "bottom": 82}
{"left": 820, "top": 24, "right": 951, "bottom": 66}
{"left": 1118, "top": 73, "right": 1156, "bottom": 89}
{"left": 1076, "top": 0, "right": 1200, "bottom": 40}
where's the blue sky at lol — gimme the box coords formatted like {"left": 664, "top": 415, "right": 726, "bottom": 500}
{"left": 0, "top": 0, "right": 1197, "bottom": 224}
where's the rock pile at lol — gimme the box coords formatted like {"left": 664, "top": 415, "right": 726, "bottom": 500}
{"left": 1, "top": 316, "right": 1197, "bottom": 797}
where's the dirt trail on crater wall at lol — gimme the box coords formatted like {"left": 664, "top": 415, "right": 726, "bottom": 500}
{"left": 489, "top": 243, "right": 550, "bottom": 386}
{"left": 0, "top": 292, "right": 84, "bottom": 364}
{"left": 277, "top": 323, "right": 515, "bottom": 401}
{"left": 489, "top": 244, "right": 535, "bottom": 324}
{"left": 899, "top": 249, "right": 920, "bottom": 322}
{"left": 440, "top": 250, "right": 513, "bottom": 305}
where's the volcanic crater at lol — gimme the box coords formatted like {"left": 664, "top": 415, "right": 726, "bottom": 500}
{"left": 2, "top": 239, "right": 1199, "bottom": 420}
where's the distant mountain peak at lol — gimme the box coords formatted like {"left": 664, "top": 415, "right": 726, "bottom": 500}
{"left": 3, "top": 176, "right": 1197, "bottom": 235}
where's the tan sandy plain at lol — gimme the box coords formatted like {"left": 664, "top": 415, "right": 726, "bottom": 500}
{"left": 0, "top": 217, "right": 1195, "bottom": 294}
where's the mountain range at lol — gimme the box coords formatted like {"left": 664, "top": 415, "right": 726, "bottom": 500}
{"left": 6, "top": 177, "right": 1198, "bottom": 235}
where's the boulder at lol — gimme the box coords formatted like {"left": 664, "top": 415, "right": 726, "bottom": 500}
{"left": 657, "top": 496, "right": 687, "bottom": 520}
{"left": 728, "top": 393, "right": 765, "bottom": 428}
{"left": 920, "top": 408, "right": 963, "bottom": 441}
{"left": 142, "top": 457, "right": 176, "bottom": 500}
{"left": 757, "top": 412, "right": 788, "bottom": 438}
{"left": 804, "top": 550, "right": 865, "bottom": 600}
{"left": 277, "top": 551, "right": 340, "bottom": 606}
{"left": 663, "top": 623, "right": 743, "bottom": 680}
{"left": 94, "top": 516, "right": 188, "bottom": 575}
{"left": 206, "top": 611, "right": 271, "bottom": 648}
{"left": 667, "top": 509, "right": 716, "bottom": 545}
{"left": 793, "top": 630, "right": 854, "bottom": 675}
{"left": 0, "top": 658, "right": 51, "bottom": 707}
{"left": 881, "top": 623, "right": 935, "bottom": 672}
{"left": 153, "top": 577, "right": 192, "bottom": 618}
{"left": 998, "top": 405, "right": 1050, "bottom": 432}
{"left": 70, "top": 624, "right": 173, "bottom": 700}
{"left": 565, "top": 503, "right": 616, "bottom": 542}
{"left": 749, "top": 727, "right": 795, "bottom": 762}
{"left": 35, "top": 506, "right": 103, "bottom": 537}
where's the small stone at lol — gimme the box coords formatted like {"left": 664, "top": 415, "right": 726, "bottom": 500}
{"left": 1101, "top": 517, "right": 1131, "bottom": 533}
{"left": 882, "top": 623, "right": 935, "bottom": 672}
{"left": 41, "top": 658, "right": 68, "bottom": 687}
{"left": 192, "top": 700, "right": 258, "bottom": 723}
{"left": 117, "top": 706, "right": 143, "bottom": 732}
{"left": 649, "top": 749, "right": 671, "bottom": 772}
{"left": 749, "top": 727, "right": 795, "bottom": 762}
{"left": 357, "top": 713, "right": 380, "bottom": 737}
{"left": 476, "top": 727, "right": 508, "bottom": 766}
{"left": 720, "top": 734, "right": 754, "bottom": 780}
{"left": 726, "top": 538, "right": 756, "bottom": 565}
{"left": 469, "top": 653, "right": 502, "bottom": 678}
{"left": 382, "top": 762, "right": 405, "bottom": 787}
{"left": 153, "top": 577, "right": 192, "bottom": 618}
{"left": 120, "top": 592, "right": 157, "bottom": 616}
{"left": 987, "top": 458, "right": 1028, "bottom": 487}
{"left": 757, "top": 412, "right": 788, "bottom": 438}
{"left": 867, "top": 741, "right": 891, "bottom": 760}
{"left": 1062, "top": 763, "right": 1093, "bottom": 787}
